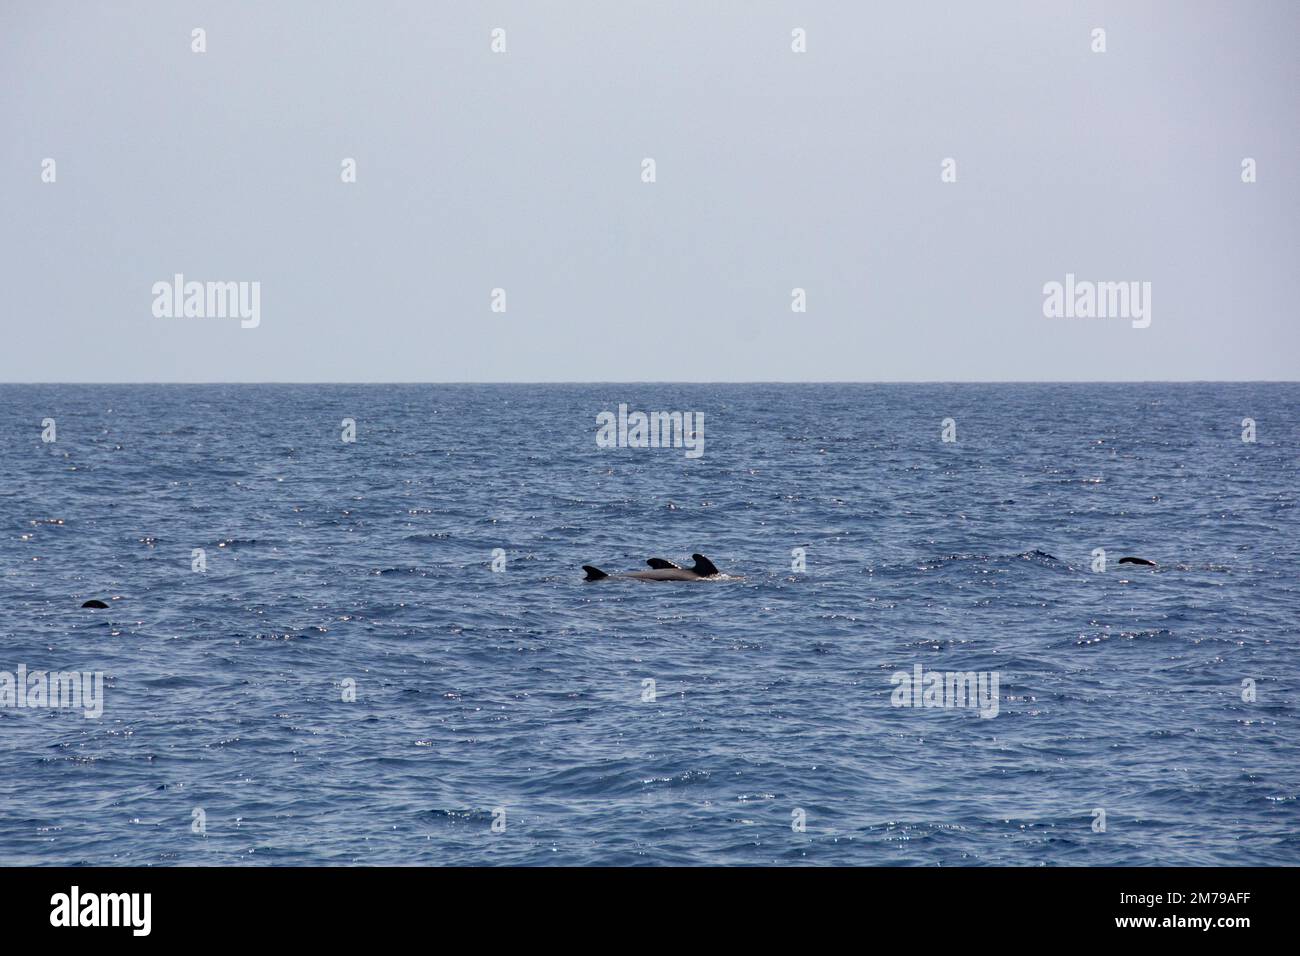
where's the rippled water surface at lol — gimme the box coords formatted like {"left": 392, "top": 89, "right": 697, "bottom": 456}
{"left": 1, "top": 383, "right": 1297, "bottom": 865}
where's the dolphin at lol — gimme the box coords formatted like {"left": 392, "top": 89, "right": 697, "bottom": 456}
{"left": 1117, "top": 556, "right": 1157, "bottom": 567}
{"left": 81, "top": 599, "right": 109, "bottom": 609}
{"left": 583, "top": 553, "right": 726, "bottom": 582}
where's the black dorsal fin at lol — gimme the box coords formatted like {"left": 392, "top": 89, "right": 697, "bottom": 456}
{"left": 690, "top": 553, "right": 720, "bottom": 576}
{"left": 582, "top": 565, "right": 609, "bottom": 581}
{"left": 645, "top": 558, "right": 681, "bottom": 570}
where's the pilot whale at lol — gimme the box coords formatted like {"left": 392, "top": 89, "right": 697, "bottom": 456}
{"left": 583, "top": 554, "right": 728, "bottom": 582}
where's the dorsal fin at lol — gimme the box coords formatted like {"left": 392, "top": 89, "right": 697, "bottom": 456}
{"left": 690, "top": 553, "right": 720, "bottom": 576}
{"left": 582, "top": 565, "right": 609, "bottom": 581}
{"left": 645, "top": 558, "right": 681, "bottom": 570}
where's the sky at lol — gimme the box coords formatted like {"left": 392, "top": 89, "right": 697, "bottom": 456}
{"left": 1, "top": 0, "right": 1297, "bottom": 382}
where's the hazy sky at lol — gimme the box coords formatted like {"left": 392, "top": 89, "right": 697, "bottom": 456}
{"left": 2, "top": 1, "right": 1296, "bottom": 382}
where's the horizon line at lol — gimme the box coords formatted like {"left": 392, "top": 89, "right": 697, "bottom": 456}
{"left": 2, "top": 379, "right": 1298, "bottom": 387}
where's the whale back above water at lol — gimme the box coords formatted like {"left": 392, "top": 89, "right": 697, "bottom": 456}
{"left": 1117, "top": 556, "right": 1157, "bottom": 567}
{"left": 583, "top": 553, "right": 726, "bottom": 582}
{"left": 582, "top": 565, "right": 702, "bottom": 582}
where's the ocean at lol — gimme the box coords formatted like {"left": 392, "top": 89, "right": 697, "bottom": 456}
{"left": 1, "top": 383, "right": 1297, "bottom": 865}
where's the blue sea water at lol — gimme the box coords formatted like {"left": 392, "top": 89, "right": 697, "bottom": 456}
{"left": 0, "top": 383, "right": 1297, "bottom": 866}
